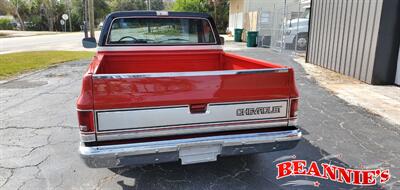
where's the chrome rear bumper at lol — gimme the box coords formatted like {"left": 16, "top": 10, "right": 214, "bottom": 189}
{"left": 79, "top": 129, "right": 302, "bottom": 168}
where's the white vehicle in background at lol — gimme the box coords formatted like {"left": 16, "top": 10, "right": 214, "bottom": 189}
{"left": 283, "top": 2, "right": 310, "bottom": 50}
{"left": 98, "top": 22, "right": 104, "bottom": 30}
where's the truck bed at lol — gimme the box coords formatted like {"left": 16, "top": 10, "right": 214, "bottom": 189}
{"left": 94, "top": 50, "right": 284, "bottom": 74}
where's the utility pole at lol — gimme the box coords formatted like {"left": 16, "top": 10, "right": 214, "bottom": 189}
{"left": 83, "top": 0, "right": 88, "bottom": 38}
{"left": 68, "top": 0, "right": 72, "bottom": 32}
{"left": 147, "top": 0, "right": 151, "bottom": 10}
{"left": 280, "top": 0, "right": 287, "bottom": 52}
{"left": 88, "top": 0, "right": 95, "bottom": 38}
{"left": 212, "top": 0, "right": 217, "bottom": 28}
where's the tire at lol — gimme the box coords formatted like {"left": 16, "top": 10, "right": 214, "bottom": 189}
{"left": 293, "top": 33, "right": 308, "bottom": 51}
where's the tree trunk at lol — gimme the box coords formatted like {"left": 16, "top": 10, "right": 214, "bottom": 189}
{"left": 212, "top": 1, "right": 218, "bottom": 29}
{"left": 48, "top": 16, "right": 54, "bottom": 31}
{"left": 14, "top": 10, "right": 25, "bottom": 31}
{"left": 41, "top": 1, "right": 55, "bottom": 31}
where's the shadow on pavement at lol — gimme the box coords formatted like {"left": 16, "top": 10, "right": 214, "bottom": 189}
{"left": 109, "top": 137, "right": 382, "bottom": 190}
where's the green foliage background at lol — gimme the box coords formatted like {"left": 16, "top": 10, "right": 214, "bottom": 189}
{"left": 0, "top": 0, "right": 228, "bottom": 33}
{"left": 0, "top": 18, "right": 14, "bottom": 30}
{"left": 172, "top": 0, "right": 229, "bottom": 34}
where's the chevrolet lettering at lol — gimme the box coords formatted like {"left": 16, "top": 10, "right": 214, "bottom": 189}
{"left": 236, "top": 106, "right": 283, "bottom": 116}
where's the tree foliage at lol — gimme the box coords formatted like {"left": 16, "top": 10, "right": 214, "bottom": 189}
{"left": 150, "top": 0, "right": 165, "bottom": 11}
{"left": 0, "top": 0, "right": 12, "bottom": 15}
{"left": 0, "top": 0, "right": 28, "bottom": 30}
{"left": 0, "top": 0, "right": 227, "bottom": 33}
{"left": 172, "top": 0, "right": 208, "bottom": 13}
{"left": 109, "top": 0, "right": 146, "bottom": 11}
{"left": 0, "top": 18, "right": 14, "bottom": 30}
{"left": 172, "top": 0, "right": 229, "bottom": 33}
{"left": 109, "top": 0, "right": 164, "bottom": 11}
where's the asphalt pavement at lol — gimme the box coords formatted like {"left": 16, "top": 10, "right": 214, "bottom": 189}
{"left": 0, "top": 45, "right": 399, "bottom": 189}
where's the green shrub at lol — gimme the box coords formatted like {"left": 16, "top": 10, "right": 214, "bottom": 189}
{"left": 0, "top": 18, "right": 14, "bottom": 30}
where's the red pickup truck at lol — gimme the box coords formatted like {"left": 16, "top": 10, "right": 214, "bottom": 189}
{"left": 78, "top": 11, "right": 301, "bottom": 168}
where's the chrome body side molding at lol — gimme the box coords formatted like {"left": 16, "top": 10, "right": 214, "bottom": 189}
{"left": 92, "top": 68, "right": 289, "bottom": 79}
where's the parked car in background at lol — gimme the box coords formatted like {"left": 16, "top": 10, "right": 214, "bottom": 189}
{"left": 283, "top": 3, "right": 310, "bottom": 50}
{"left": 98, "top": 22, "right": 104, "bottom": 30}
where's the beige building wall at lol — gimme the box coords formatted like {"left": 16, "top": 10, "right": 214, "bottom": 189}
{"left": 228, "top": 0, "right": 245, "bottom": 32}
{"left": 229, "top": 0, "right": 306, "bottom": 41}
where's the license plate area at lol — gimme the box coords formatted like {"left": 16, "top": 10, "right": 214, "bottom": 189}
{"left": 179, "top": 143, "right": 222, "bottom": 165}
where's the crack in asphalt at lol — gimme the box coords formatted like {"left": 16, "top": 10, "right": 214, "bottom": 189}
{"left": 0, "top": 169, "right": 14, "bottom": 189}
{"left": 303, "top": 96, "right": 388, "bottom": 155}
{"left": 53, "top": 174, "right": 64, "bottom": 190}
{"left": 0, "top": 93, "right": 78, "bottom": 125}
{"left": 0, "top": 155, "right": 50, "bottom": 170}
{"left": 338, "top": 122, "right": 374, "bottom": 153}
{"left": 16, "top": 159, "right": 49, "bottom": 190}
{"left": 0, "top": 76, "right": 81, "bottom": 112}
{"left": 1, "top": 155, "right": 50, "bottom": 190}
{"left": 21, "top": 134, "right": 51, "bottom": 160}
{"left": 0, "top": 124, "right": 78, "bottom": 189}
{"left": 94, "top": 168, "right": 132, "bottom": 190}
{"left": 0, "top": 125, "right": 75, "bottom": 131}
{"left": 208, "top": 157, "right": 250, "bottom": 190}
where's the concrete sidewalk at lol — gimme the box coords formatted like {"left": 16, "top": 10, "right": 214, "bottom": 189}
{"left": 0, "top": 30, "right": 60, "bottom": 38}
{"left": 0, "top": 31, "right": 100, "bottom": 54}
{"left": 294, "top": 57, "right": 400, "bottom": 126}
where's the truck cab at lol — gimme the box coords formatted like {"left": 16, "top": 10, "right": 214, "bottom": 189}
{"left": 77, "top": 11, "right": 301, "bottom": 168}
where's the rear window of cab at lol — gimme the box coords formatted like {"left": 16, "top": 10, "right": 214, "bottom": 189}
{"left": 107, "top": 17, "right": 217, "bottom": 45}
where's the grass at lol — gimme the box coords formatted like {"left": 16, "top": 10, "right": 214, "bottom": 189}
{"left": 0, "top": 51, "right": 94, "bottom": 79}
{"left": 146, "top": 29, "right": 180, "bottom": 36}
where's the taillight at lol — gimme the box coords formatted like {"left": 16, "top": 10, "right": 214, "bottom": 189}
{"left": 76, "top": 74, "right": 94, "bottom": 110}
{"left": 77, "top": 111, "right": 95, "bottom": 132}
{"left": 290, "top": 99, "right": 299, "bottom": 118}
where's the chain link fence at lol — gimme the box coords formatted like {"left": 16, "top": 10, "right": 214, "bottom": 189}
{"left": 253, "top": 0, "right": 310, "bottom": 55}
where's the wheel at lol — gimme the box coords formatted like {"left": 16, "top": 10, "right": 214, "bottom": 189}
{"left": 293, "top": 33, "right": 308, "bottom": 51}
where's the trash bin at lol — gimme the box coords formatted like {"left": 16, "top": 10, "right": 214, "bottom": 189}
{"left": 247, "top": 31, "right": 258, "bottom": 47}
{"left": 234, "top": 28, "right": 243, "bottom": 42}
